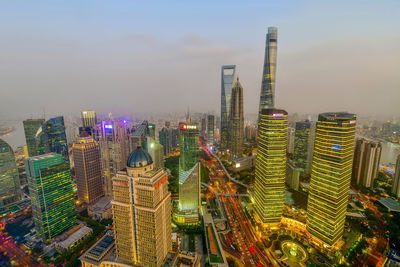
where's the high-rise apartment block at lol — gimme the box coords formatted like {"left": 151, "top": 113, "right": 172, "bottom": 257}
{"left": 72, "top": 137, "right": 104, "bottom": 204}
{"left": 258, "top": 27, "right": 278, "bottom": 114}
{"left": 352, "top": 138, "right": 382, "bottom": 188}
{"left": 81, "top": 110, "right": 97, "bottom": 128}
{"left": 221, "top": 65, "right": 237, "bottom": 149}
{"left": 229, "top": 78, "right": 244, "bottom": 159}
{"left": 26, "top": 153, "right": 76, "bottom": 240}
{"left": 307, "top": 112, "right": 356, "bottom": 246}
{"left": 23, "top": 119, "right": 45, "bottom": 157}
{"left": 0, "top": 138, "right": 21, "bottom": 211}
{"left": 254, "top": 109, "right": 287, "bottom": 227}
{"left": 112, "top": 147, "right": 171, "bottom": 266}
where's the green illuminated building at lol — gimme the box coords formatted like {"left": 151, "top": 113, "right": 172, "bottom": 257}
{"left": 25, "top": 153, "right": 76, "bottom": 240}
{"left": 178, "top": 122, "right": 200, "bottom": 214}
{"left": 254, "top": 109, "right": 287, "bottom": 227}
{"left": 0, "top": 138, "right": 21, "bottom": 211}
{"left": 306, "top": 112, "right": 356, "bottom": 246}
{"left": 23, "top": 119, "right": 45, "bottom": 157}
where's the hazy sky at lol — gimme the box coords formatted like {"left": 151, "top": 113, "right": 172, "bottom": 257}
{"left": 1, "top": 0, "right": 399, "bottom": 120}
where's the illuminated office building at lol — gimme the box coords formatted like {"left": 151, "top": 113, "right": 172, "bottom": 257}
{"left": 72, "top": 137, "right": 104, "bottom": 204}
{"left": 392, "top": 155, "right": 400, "bottom": 198}
{"left": 229, "top": 78, "right": 244, "bottom": 159}
{"left": 0, "top": 138, "right": 21, "bottom": 211}
{"left": 221, "top": 65, "right": 237, "bottom": 149}
{"left": 254, "top": 109, "right": 287, "bottom": 226}
{"left": 81, "top": 110, "right": 97, "bottom": 128}
{"left": 307, "top": 112, "right": 356, "bottom": 246}
{"left": 293, "top": 120, "right": 316, "bottom": 175}
{"left": 112, "top": 147, "right": 172, "bottom": 266}
{"left": 93, "top": 120, "right": 131, "bottom": 197}
{"left": 26, "top": 153, "right": 76, "bottom": 240}
{"left": 147, "top": 137, "right": 164, "bottom": 168}
{"left": 352, "top": 138, "right": 381, "bottom": 188}
{"left": 131, "top": 120, "right": 150, "bottom": 151}
{"left": 258, "top": 27, "right": 278, "bottom": 115}
{"left": 23, "top": 119, "right": 45, "bottom": 157}
{"left": 178, "top": 122, "right": 200, "bottom": 214}
{"left": 207, "top": 115, "right": 215, "bottom": 146}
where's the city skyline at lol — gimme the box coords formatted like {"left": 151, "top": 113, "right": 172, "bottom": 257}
{"left": 1, "top": 1, "right": 400, "bottom": 119}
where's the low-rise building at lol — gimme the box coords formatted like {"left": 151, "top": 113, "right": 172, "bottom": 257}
{"left": 232, "top": 156, "right": 255, "bottom": 173}
{"left": 55, "top": 225, "right": 92, "bottom": 251}
{"left": 87, "top": 196, "right": 112, "bottom": 220}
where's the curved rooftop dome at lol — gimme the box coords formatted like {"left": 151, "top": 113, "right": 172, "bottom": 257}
{"left": 127, "top": 146, "right": 153, "bottom": 168}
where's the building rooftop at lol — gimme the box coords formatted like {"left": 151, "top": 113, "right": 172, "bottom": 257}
{"left": 80, "top": 231, "right": 115, "bottom": 265}
{"left": 378, "top": 197, "right": 400, "bottom": 212}
{"left": 318, "top": 112, "right": 356, "bottom": 122}
{"left": 260, "top": 108, "right": 288, "bottom": 116}
{"left": 56, "top": 226, "right": 92, "bottom": 249}
{"left": 127, "top": 146, "right": 153, "bottom": 168}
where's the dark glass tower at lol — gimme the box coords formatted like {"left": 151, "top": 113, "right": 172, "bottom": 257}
{"left": 221, "top": 65, "right": 237, "bottom": 149}
{"left": 258, "top": 27, "right": 278, "bottom": 115}
{"left": 23, "top": 119, "right": 45, "bottom": 157}
{"left": 0, "top": 138, "right": 21, "bottom": 211}
{"left": 293, "top": 120, "right": 315, "bottom": 175}
{"left": 42, "top": 116, "right": 69, "bottom": 164}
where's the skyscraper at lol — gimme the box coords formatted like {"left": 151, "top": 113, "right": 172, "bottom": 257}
{"left": 37, "top": 116, "right": 69, "bottom": 164}
{"left": 25, "top": 153, "right": 76, "bottom": 240}
{"left": 81, "top": 110, "right": 97, "bottom": 128}
{"left": 258, "top": 27, "right": 278, "bottom": 115}
{"left": 93, "top": 119, "right": 131, "bottom": 197}
{"left": 72, "top": 137, "right": 104, "bottom": 204}
{"left": 307, "top": 112, "right": 356, "bottom": 246}
{"left": 254, "top": 109, "right": 287, "bottom": 227}
{"left": 147, "top": 137, "right": 164, "bottom": 168}
{"left": 229, "top": 77, "right": 244, "bottom": 159}
{"left": 352, "top": 138, "right": 382, "bottom": 188}
{"left": 207, "top": 114, "right": 215, "bottom": 146}
{"left": 0, "top": 138, "right": 21, "bottom": 211}
{"left": 392, "top": 154, "right": 400, "bottom": 198}
{"left": 23, "top": 119, "right": 45, "bottom": 157}
{"left": 221, "top": 65, "right": 237, "bottom": 149}
{"left": 178, "top": 122, "right": 200, "bottom": 214}
{"left": 293, "top": 121, "right": 316, "bottom": 175}
{"left": 112, "top": 147, "right": 171, "bottom": 266}
{"left": 159, "top": 127, "right": 171, "bottom": 156}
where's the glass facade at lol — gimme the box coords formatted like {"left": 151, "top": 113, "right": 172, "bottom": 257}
{"left": 23, "top": 119, "right": 45, "bottom": 157}
{"left": 159, "top": 127, "right": 171, "bottom": 156}
{"left": 306, "top": 112, "right": 356, "bottom": 245}
{"left": 220, "top": 65, "right": 237, "bottom": 149}
{"left": 0, "top": 138, "right": 21, "bottom": 211}
{"left": 254, "top": 109, "right": 287, "bottom": 226}
{"left": 81, "top": 110, "right": 97, "bottom": 128}
{"left": 178, "top": 122, "right": 200, "bottom": 213}
{"left": 25, "top": 153, "right": 76, "bottom": 240}
{"left": 293, "top": 121, "right": 315, "bottom": 174}
{"left": 207, "top": 115, "right": 215, "bottom": 146}
{"left": 258, "top": 27, "right": 278, "bottom": 115}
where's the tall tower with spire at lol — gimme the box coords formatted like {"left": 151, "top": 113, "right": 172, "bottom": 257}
{"left": 221, "top": 65, "right": 237, "bottom": 149}
{"left": 258, "top": 27, "right": 278, "bottom": 116}
{"left": 229, "top": 77, "right": 244, "bottom": 159}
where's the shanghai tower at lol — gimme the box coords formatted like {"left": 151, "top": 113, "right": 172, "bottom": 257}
{"left": 258, "top": 27, "right": 278, "bottom": 114}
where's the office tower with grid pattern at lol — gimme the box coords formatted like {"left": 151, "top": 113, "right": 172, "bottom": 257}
{"left": 221, "top": 65, "right": 237, "bottom": 149}
{"left": 72, "top": 137, "right": 104, "bottom": 204}
{"left": 307, "top": 112, "right": 356, "bottom": 246}
{"left": 254, "top": 109, "right": 287, "bottom": 226}
{"left": 207, "top": 115, "right": 215, "bottom": 146}
{"left": 0, "top": 138, "right": 21, "bottom": 211}
{"left": 112, "top": 147, "right": 171, "bottom": 267}
{"left": 25, "top": 153, "right": 76, "bottom": 240}
{"left": 293, "top": 120, "right": 315, "bottom": 175}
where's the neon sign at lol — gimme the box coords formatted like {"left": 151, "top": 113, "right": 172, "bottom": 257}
{"left": 155, "top": 176, "right": 168, "bottom": 189}
{"left": 105, "top": 125, "right": 113, "bottom": 129}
